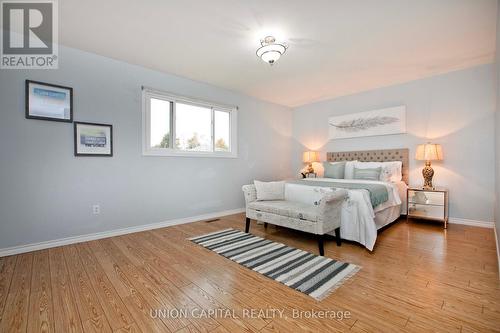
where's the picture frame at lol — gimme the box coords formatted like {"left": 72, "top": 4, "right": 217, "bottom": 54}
{"left": 74, "top": 122, "right": 113, "bottom": 157}
{"left": 328, "top": 105, "right": 406, "bottom": 140}
{"left": 26, "top": 80, "right": 73, "bottom": 122}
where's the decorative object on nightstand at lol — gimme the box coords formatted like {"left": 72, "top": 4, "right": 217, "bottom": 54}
{"left": 407, "top": 187, "right": 449, "bottom": 228}
{"left": 415, "top": 143, "right": 443, "bottom": 190}
{"left": 303, "top": 151, "right": 319, "bottom": 174}
{"left": 300, "top": 172, "right": 316, "bottom": 178}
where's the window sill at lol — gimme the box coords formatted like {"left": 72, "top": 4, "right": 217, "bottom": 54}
{"left": 142, "top": 148, "right": 237, "bottom": 158}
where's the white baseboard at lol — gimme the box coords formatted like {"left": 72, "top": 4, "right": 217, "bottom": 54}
{"left": 448, "top": 218, "right": 495, "bottom": 228}
{"left": 495, "top": 226, "right": 500, "bottom": 277}
{"left": 0, "top": 208, "right": 245, "bottom": 257}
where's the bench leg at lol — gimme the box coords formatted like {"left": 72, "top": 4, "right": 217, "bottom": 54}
{"left": 318, "top": 235, "right": 325, "bottom": 256}
{"left": 334, "top": 227, "right": 341, "bottom": 246}
{"left": 264, "top": 222, "right": 268, "bottom": 229}
{"left": 245, "top": 217, "right": 251, "bottom": 233}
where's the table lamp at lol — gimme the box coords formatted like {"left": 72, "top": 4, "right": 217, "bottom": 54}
{"left": 415, "top": 143, "right": 443, "bottom": 189}
{"left": 303, "top": 151, "right": 319, "bottom": 174}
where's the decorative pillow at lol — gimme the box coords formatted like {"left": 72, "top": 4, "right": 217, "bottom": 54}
{"left": 381, "top": 161, "right": 402, "bottom": 182}
{"left": 323, "top": 161, "right": 346, "bottom": 179}
{"left": 354, "top": 161, "right": 402, "bottom": 182}
{"left": 344, "top": 160, "right": 358, "bottom": 179}
{"left": 254, "top": 180, "right": 285, "bottom": 201}
{"left": 353, "top": 167, "right": 382, "bottom": 181}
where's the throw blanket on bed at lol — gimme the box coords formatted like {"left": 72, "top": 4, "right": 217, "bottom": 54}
{"left": 287, "top": 179, "right": 389, "bottom": 208}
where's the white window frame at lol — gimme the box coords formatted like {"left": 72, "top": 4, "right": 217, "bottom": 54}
{"left": 142, "top": 87, "right": 238, "bottom": 158}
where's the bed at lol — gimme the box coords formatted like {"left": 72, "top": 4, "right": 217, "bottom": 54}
{"left": 287, "top": 149, "right": 409, "bottom": 251}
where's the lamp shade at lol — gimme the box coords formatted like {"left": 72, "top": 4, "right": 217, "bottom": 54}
{"left": 303, "top": 151, "right": 319, "bottom": 163}
{"left": 415, "top": 143, "right": 443, "bottom": 161}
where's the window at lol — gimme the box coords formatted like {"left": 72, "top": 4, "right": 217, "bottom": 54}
{"left": 142, "top": 88, "right": 237, "bottom": 157}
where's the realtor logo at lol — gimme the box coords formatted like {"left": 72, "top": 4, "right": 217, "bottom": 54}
{"left": 1, "top": 0, "right": 58, "bottom": 69}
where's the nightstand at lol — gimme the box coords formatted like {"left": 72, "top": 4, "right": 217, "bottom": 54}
{"left": 407, "top": 187, "right": 449, "bottom": 228}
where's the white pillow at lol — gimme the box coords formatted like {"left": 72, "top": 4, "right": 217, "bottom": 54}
{"left": 354, "top": 161, "right": 402, "bottom": 182}
{"left": 382, "top": 161, "right": 403, "bottom": 182}
{"left": 344, "top": 160, "right": 358, "bottom": 179}
{"left": 254, "top": 180, "right": 285, "bottom": 201}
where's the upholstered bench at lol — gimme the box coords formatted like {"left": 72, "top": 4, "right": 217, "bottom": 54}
{"left": 242, "top": 184, "right": 347, "bottom": 256}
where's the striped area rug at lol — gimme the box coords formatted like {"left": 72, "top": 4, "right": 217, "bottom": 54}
{"left": 189, "top": 228, "right": 360, "bottom": 301}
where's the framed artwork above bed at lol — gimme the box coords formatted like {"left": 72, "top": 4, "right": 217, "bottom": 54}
{"left": 328, "top": 105, "right": 406, "bottom": 140}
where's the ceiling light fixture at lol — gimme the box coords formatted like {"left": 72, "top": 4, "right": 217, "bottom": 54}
{"left": 256, "top": 36, "right": 288, "bottom": 65}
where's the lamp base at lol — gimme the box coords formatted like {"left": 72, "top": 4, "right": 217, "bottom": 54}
{"left": 422, "top": 161, "right": 434, "bottom": 190}
{"left": 306, "top": 163, "right": 314, "bottom": 174}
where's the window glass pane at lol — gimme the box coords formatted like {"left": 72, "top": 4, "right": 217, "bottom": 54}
{"left": 150, "top": 98, "right": 170, "bottom": 148}
{"left": 175, "top": 103, "right": 212, "bottom": 151}
{"left": 214, "top": 110, "right": 230, "bottom": 152}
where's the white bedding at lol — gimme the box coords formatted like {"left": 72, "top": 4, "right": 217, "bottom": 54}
{"left": 285, "top": 178, "right": 407, "bottom": 251}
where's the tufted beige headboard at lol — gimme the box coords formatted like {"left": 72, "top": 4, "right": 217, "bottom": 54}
{"left": 326, "top": 148, "right": 409, "bottom": 184}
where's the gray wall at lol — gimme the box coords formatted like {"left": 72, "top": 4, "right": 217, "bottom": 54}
{"left": 292, "top": 64, "right": 496, "bottom": 223}
{"left": 0, "top": 46, "right": 293, "bottom": 249}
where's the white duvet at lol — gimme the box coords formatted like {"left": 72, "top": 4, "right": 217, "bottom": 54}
{"left": 285, "top": 178, "right": 404, "bottom": 251}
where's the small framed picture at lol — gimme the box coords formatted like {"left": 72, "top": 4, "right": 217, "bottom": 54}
{"left": 26, "top": 80, "right": 73, "bottom": 122}
{"left": 74, "top": 122, "right": 113, "bottom": 157}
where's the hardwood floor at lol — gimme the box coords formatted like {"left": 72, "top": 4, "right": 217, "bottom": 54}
{"left": 0, "top": 214, "right": 499, "bottom": 332}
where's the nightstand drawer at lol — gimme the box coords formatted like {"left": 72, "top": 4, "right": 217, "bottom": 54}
{"left": 408, "top": 191, "right": 445, "bottom": 206}
{"left": 408, "top": 203, "right": 445, "bottom": 220}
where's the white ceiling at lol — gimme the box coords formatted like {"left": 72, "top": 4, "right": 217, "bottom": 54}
{"left": 60, "top": 0, "right": 497, "bottom": 107}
